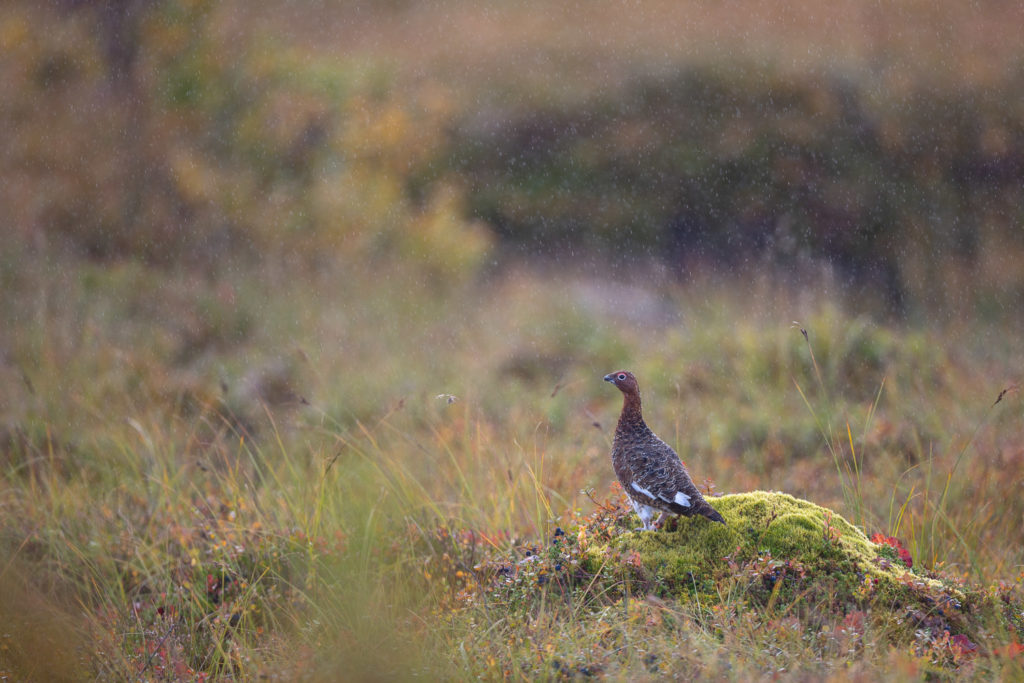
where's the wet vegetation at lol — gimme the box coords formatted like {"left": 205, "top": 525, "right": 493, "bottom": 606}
{"left": 2, "top": 0, "right": 1024, "bottom": 679}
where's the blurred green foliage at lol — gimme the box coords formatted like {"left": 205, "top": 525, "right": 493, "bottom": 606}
{"left": 444, "top": 66, "right": 1024, "bottom": 311}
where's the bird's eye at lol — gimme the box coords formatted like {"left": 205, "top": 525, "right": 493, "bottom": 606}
{"left": 617, "top": 373, "right": 626, "bottom": 381}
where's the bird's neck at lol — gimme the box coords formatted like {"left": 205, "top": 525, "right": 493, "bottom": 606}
{"left": 616, "top": 392, "right": 645, "bottom": 432}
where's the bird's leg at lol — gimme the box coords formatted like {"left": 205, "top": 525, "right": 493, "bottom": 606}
{"left": 629, "top": 499, "right": 658, "bottom": 531}
{"left": 653, "top": 511, "right": 668, "bottom": 529}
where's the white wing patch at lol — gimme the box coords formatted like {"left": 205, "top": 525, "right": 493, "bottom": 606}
{"left": 630, "top": 482, "right": 656, "bottom": 500}
{"left": 674, "top": 491, "right": 692, "bottom": 507}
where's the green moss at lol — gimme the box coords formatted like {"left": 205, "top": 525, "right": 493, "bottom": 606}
{"left": 603, "top": 492, "right": 871, "bottom": 581}
{"left": 570, "top": 491, "right": 1024, "bottom": 656}
{"left": 591, "top": 491, "right": 967, "bottom": 610}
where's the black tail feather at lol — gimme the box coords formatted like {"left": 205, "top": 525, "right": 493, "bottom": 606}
{"left": 670, "top": 498, "right": 725, "bottom": 524}
{"left": 698, "top": 501, "right": 725, "bottom": 524}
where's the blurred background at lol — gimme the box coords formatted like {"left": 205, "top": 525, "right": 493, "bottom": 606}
{"left": 2, "top": 0, "right": 1024, "bottom": 678}
{"left": 2, "top": 0, "right": 1022, "bottom": 310}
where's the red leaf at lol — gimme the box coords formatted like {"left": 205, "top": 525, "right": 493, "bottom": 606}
{"left": 872, "top": 534, "right": 913, "bottom": 568}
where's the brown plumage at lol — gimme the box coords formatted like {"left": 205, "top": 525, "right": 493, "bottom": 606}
{"left": 604, "top": 370, "right": 725, "bottom": 530}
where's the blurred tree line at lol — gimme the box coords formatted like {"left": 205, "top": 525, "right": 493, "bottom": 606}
{"left": 2, "top": 1, "right": 1022, "bottom": 313}
{"left": 445, "top": 69, "right": 1024, "bottom": 313}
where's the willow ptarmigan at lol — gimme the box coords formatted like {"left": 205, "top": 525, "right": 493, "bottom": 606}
{"left": 604, "top": 370, "right": 725, "bottom": 530}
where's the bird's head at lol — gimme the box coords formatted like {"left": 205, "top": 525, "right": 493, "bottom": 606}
{"left": 603, "top": 370, "right": 639, "bottom": 395}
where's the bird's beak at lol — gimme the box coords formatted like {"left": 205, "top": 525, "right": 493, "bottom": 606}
{"left": 603, "top": 374, "right": 615, "bottom": 383}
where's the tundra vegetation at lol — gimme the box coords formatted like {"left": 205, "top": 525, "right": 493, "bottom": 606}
{"left": 2, "top": 1, "right": 1023, "bottom": 679}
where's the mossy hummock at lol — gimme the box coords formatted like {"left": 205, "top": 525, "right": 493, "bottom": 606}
{"left": 590, "top": 491, "right": 960, "bottom": 606}
{"left": 572, "top": 491, "right": 1022, "bottom": 655}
